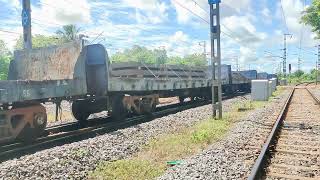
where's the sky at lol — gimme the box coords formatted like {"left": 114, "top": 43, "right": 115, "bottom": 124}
{"left": 0, "top": 0, "right": 319, "bottom": 73}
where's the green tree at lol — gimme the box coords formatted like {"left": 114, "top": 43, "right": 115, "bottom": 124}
{"left": 153, "top": 48, "right": 168, "bottom": 64}
{"left": 183, "top": 54, "right": 207, "bottom": 66}
{"left": 111, "top": 45, "right": 157, "bottom": 64}
{"left": 111, "top": 45, "right": 206, "bottom": 66}
{"left": 14, "top": 34, "right": 63, "bottom": 50}
{"left": 0, "top": 55, "right": 11, "bottom": 80}
{"left": 293, "top": 70, "right": 304, "bottom": 77}
{"left": 167, "top": 56, "right": 184, "bottom": 65}
{"left": 56, "top": 24, "right": 80, "bottom": 42}
{"left": 0, "top": 40, "right": 10, "bottom": 56}
{"left": 0, "top": 39, "right": 11, "bottom": 80}
{"left": 301, "top": 0, "right": 320, "bottom": 38}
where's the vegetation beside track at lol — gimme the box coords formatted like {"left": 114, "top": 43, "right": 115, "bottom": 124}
{"left": 89, "top": 89, "right": 286, "bottom": 180}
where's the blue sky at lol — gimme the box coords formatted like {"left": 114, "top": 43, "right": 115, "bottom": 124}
{"left": 0, "top": 0, "right": 319, "bottom": 73}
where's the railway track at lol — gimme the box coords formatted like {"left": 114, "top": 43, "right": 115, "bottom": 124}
{"left": 249, "top": 87, "right": 320, "bottom": 180}
{"left": 0, "top": 93, "right": 246, "bottom": 162}
{"left": 0, "top": 100, "right": 207, "bottom": 162}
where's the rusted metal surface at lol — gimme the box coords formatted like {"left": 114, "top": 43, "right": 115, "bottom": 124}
{"left": 1, "top": 41, "right": 88, "bottom": 104}
{"left": 231, "top": 72, "right": 251, "bottom": 84}
{"left": 123, "top": 94, "right": 159, "bottom": 114}
{"left": 0, "top": 79, "right": 86, "bottom": 104}
{"left": 110, "top": 62, "right": 207, "bottom": 79}
{"left": 11, "top": 40, "right": 83, "bottom": 80}
{"left": 0, "top": 105, "right": 46, "bottom": 143}
{"left": 108, "top": 77, "right": 211, "bottom": 92}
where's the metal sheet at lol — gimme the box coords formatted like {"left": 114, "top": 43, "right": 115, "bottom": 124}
{"left": 0, "top": 79, "right": 86, "bottom": 104}
{"left": 207, "top": 65, "right": 232, "bottom": 84}
{"left": 12, "top": 41, "right": 83, "bottom": 80}
{"left": 257, "top": 72, "right": 268, "bottom": 79}
{"left": 238, "top": 70, "right": 258, "bottom": 80}
{"left": 110, "top": 62, "right": 207, "bottom": 79}
{"left": 108, "top": 77, "right": 221, "bottom": 92}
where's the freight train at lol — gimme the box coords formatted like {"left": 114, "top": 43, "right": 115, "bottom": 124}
{"left": 0, "top": 40, "right": 254, "bottom": 143}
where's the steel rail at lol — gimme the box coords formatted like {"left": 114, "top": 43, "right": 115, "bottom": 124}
{"left": 0, "top": 100, "right": 210, "bottom": 162}
{"left": 248, "top": 88, "right": 295, "bottom": 180}
{"left": 0, "top": 93, "right": 246, "bottom": 162}
{"left": 0, "top": 101, "right": 192, "bottom": 153}
{"left": 306, "top": 88, "right": 320, "bottom": 104}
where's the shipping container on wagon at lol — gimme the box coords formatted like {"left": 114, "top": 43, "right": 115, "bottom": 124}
{"left": 257, "top": 72, "right": 268, "bottom": 79}
{"left": 267, "top": 74, "right": 277, "bottom": 79}
{"left": 237, "top": 70, "right": 258, "bottom": 80}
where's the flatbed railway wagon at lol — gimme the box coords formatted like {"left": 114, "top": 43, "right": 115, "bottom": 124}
{"left": 0, "top": 40, "right": 251, "bottom": 143}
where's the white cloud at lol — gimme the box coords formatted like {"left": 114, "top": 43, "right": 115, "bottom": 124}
{"left": 223, "top": 0, "right": 251, "bottom": 12}
{"left": 122, "top": 0, "right": 169, "bottom": 24}
{"left": 171, "top": 0, "right": 208, "bottom": 24}
{"left": 277, "top": 0, "right": 317, "bottom": 47}
{"left": 222, "top": 16, "right": 266, "bottom": 47}
{"left": 32, "top": 0, "right": 91, "bottom": 26}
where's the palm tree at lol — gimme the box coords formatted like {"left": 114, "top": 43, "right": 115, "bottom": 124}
{"left": 56, "top": 24, "right": 80, "bottom": 42}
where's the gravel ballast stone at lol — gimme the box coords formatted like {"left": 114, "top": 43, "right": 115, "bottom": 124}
{"left": 0, "top": 95, "right": 247, "bottom": 179}
{"left": 159, "top": 88, "right": 291, "bottom": 180}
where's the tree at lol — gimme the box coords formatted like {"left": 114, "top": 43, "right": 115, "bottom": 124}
{"left": 301, "top": 0, "right": 320, "bottom": 38}
{"left": 14, "top": 34, "right": 63, "bottom": 50}
{"left": 0, "top": 39, "right": 11, "bottom": 80}
{"left": 110, "top": 45, "right": 206, "bottom": 66}
{"left": 167, "top": 56, "right": 184, "bottom": 65}
{"left": 56, "top": 24, "right": 80, "bottom": 42}
{"left": 0, "top": 40, "right": 9, "bottom": 56}
{"left": 153, "top": 48, "right": 168, "bottom": 64}
{"left": 0, "top": 55, "right": 11, "bottom": 80}
{"left": 111, "top": 45, "right": 157, "bottom": 64}
{"left": 183, "top": 53, "right": 207, "bottom": 66}
{"left": 293, "top": 70, "right": 304, "bottom": 77}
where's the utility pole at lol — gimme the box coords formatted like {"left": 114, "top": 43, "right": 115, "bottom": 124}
{"left": 199, "top": 41, "right": 207, "bottom": 63}
{"left": 208, "top": 0, "right": 222, "bottom": 119}
{"left": 298, "top": 57, "right": 301, "bottom": 71}
{"left": 283, "top": 33, "right": 292, "bottom": 77}
{"left": 317, "top": 45, "right": 320, "bottom": 85}
{"left": 22, "top": 0, "right": 32, "bottom": 49}
{"left": 235, "top": 56, "right": 239, "bottom": 71}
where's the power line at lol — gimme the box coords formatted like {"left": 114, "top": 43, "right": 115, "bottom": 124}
{"left": 298, "top": 0, "right": 307, "bottom": 70}
{"left": 189, "top": 0, "right": 209, "bottom": 15}
{"left": 280, "top": 0, "right": 289, "bottom": 33}
{"left": 188, "top": 0, "right": 242, "bottom": 42}
{"left": 172, "top": 0, "right": 209, "bottom": 24}
{"left": 172, "top": 0, "right": 242, "bottom": 45}
{"left": 0, "top": 29, "right": 21, "bottom": 35}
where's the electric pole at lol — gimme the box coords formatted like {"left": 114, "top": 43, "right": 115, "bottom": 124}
{"left": 199, "top": 41, "right": 207, "bottom": 63}
{"left": 283, "top": 33, "right": 292, "bottom": 77}
{"left": 235, "top": 56, "right": 239, "bottom": 71}
{"left": 317, "top": 45, "right": 320, "bottom": 85}
{"left": 208, "top": 0, "right": 222, "bottom": 119}
{"left": 298, "top": 57, "right": 301, "bottom": 71}
{"left": 22, "top": 0, "right": 32, "bottom": 49}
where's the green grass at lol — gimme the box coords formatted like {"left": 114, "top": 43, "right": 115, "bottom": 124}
{"left": 271, "top": 86, "right": 285, "bottom": 97}
{"left": 89, "top": 89, "right": 284, "bottom": 180}
{"left": 90, "top": 160, "right": 163, "bottom": 180}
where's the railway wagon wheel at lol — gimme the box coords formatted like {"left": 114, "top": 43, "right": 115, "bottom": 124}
{"left": 111, "top": 95, "right": 128, "bottom": 120}
{"left": 72, "top": 100, "right": 90, "bottom": 122}
{"left": 15, "top": 104, "right": 48, "bottom": 143}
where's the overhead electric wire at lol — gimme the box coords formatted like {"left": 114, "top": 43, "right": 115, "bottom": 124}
{"left": 0, "top": 29, "right": 21, "bottom": 35}
{"left": 189, "top": 0, "right": 209, "bottom": 15}
{"left": 172, "top": 0, "right": 242, "bottom": 45}
{"left": 280, "top": 0, "right": 289, "bottom": 33}
{"left": 172, "top": 0, "right": 209, "bottom": 24}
